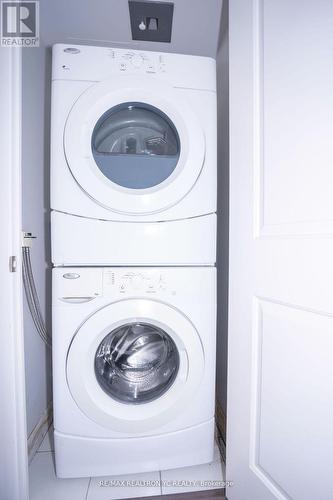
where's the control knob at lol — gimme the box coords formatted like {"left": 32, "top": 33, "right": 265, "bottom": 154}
{"left": 131, "top": 54, "right": 144, "bottom": 68}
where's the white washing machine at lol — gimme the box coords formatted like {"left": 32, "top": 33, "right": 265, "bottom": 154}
{"left": 50, "top": 44, "right": 217, "bottom": 266}
{"left": 52, "top": 266, "right": 216, "bottom": 478}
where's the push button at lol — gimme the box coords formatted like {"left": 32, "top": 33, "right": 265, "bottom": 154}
{"left": 146, "top": 63, "right": 156, "bottom": 73}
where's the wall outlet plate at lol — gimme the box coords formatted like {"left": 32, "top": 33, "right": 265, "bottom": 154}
{"left": 128, "top": 1, "right": 174, "bottom": 43}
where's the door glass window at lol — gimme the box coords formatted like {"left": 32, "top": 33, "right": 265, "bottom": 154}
{"left": 91, "top": 103, "right": 180, "bottom": 189}
{"left": 95, "top": 322, "right": 179, "bottom": 404}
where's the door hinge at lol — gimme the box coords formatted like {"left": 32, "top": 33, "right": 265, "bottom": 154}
{"left": 9, "top": 256, "right": 17, "bottom": 272}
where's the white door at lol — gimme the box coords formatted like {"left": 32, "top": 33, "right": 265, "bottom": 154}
{"left": 227, "top": 1, "right": 333, "bottom": 499}
{"left": 64, "top": 77, "right": 205, "bottom": 214}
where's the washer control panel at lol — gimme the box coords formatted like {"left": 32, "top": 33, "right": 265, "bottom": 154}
{"left": 104, "top": 269, "right": 167, "bottom": 295}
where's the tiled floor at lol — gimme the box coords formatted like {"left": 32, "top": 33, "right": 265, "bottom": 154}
{"left": 29, "top": 427, "right": 225, "bottom": 500}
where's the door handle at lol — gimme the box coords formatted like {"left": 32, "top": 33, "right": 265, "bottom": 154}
{"left": 178, "top": 349, "right": 189, "bottom": 381}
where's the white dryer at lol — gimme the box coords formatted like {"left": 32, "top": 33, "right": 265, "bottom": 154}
{"left": 52, "top": 266, "right": 216, "bottom": 478}
{"left": 50, "top": 44, "right": 217, "bottom": 266}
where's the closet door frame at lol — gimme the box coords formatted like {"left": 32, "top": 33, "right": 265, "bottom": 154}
{"left": 0, "top": 46, "right": 29, "bottom": 500}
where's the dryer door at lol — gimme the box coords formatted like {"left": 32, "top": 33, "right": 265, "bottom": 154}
{"left": 64, "top": 77, "right": 205, "bottom": 215}
{"left": 66, "top": 299, "right": 204, "bottom": 432}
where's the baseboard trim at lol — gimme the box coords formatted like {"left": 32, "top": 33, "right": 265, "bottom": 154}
{"left": 215, "top": 401, "right": 226, "bottom": 462}
{"left": 215, "top": 401, "right": 226, "bottom": 442}
{"left": 137, "top": 489, "right": 226, "bottom": 500}
{"left": 27, "top": 403, "right": 53, "bottom": 463}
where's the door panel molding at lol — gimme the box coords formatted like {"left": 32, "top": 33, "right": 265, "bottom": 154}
{"left": 253, "top": 0, "right": 333, "bottom": 238}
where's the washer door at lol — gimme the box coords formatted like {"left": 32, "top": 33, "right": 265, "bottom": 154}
{"left": 66, "top": 299, "right": 204, "bottom": 432}
{"left": 64, "top": 77, "right": 205, "bottom": 215}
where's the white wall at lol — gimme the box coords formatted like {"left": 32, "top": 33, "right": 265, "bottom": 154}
{"left": 22, "top": 45, "right": 52, "bottom": 436}
{"left": 40, "top": 0, "right": 222, "bottom": 57}
{"left": 216, "top": 0, "right": 229, "bottom": 416}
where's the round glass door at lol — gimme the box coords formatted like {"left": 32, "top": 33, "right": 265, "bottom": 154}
{"left": 91, "top": 102, "right": 180, "bottom": 189}
{"left": 64, "top": 79, "right": 205, "bottom": 214}
{"left": 66, "top": 298, "right": 204, "bottom": 431}
{"left": 94, "top": 322, "right": 180, "bottom": 404}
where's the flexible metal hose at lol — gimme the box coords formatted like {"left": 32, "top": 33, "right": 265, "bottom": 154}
{"left": 22, "top": 246, "right": 51, "bottom": 347}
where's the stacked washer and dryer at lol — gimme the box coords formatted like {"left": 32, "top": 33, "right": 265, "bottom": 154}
{"left": 51, "top": 44, "right": 217, "bottom": 478}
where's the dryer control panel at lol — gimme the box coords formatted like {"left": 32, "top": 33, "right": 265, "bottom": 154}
{"left": 51, "top": 43, "right": 216, "bottom": 92}
{"left": 107, "top": 48, "right": 167, "bottom": 75}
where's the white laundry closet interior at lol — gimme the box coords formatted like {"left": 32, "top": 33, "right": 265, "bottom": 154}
{"left": 18, "top": 0, "right": 332, "bottom": 498}
{"left": 21, "top": 1, "right": 227, "bottom": 499}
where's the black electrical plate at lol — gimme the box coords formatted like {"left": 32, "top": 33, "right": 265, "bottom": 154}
{"left": 128, "top": 1, "right": 174, "bottom": 43}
